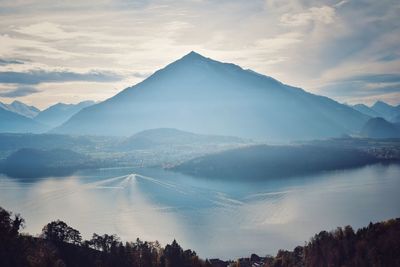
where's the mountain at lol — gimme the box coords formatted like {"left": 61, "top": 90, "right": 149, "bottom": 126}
{"left": 118, "top": 128, "right": 246, "bottom": 150}
{"left": 370, "top": 101, "right": 400, "bottom": 122}
{"left": 170, "top": 144, "right": 380, "bottom": 180}
{"left": 54, "top": 52, "right": 369, "bottom": 140}
{"left": 0, "top": 133, "right": 99, "bottom": 152}
{"left": 392, "top": 114, "right": 400, "bottom": 123}
{"left": 0, "top": 148, "right": 94, "bottom": 178}
{"left": 352, "top": 104, "right": 381, "bottom": 118}
{"left": 371, "top": 101, "right": 395, "bottom": 117}
{"left": 360, "top": 117, "right": 400, "bottom": 138}
{"left": 352, "top": 101, "right": 400, "bottom": 123}
{"left": 0, "top": 108, "right": 46, "bottom": 133}
{"left": 35, "top": 100, "right": 95, "bottom": 128}
{"left": 0, "top": 100, "right": 40, "bottom": 118}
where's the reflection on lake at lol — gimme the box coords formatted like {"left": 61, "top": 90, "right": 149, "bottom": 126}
{"left": 0, "top": 164, "right": 399, "bottom": 259}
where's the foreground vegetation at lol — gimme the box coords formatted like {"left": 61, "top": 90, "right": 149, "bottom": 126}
{"left": 1, "top": 206, "right": 399, "bottom": 267}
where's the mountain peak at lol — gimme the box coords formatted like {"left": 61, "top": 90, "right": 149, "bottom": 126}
{"left": 373, "top": 100, "right": 392, "bottom": 108}
{"left": 185, "top": 50, "right": 204, "bottom": 58}
{"left": 361, "top": 117, "right": 400, "bottom": 138}
{"left": 54, "top": 52, "right": 369, "bottom": 139}
{"left": 179, "top": 51, "right": 209, "bottom": 62}
{"left": 11, "top": 100, "right": 23, "bottom": 105}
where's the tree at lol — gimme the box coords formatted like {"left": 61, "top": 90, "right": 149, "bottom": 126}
{"left": 90, "top": 233, "right": 120, "bottom": 253}
{"left": 0, "top": 207, "right": 26, "bottom": 267}
{"left": 41, "top": 220, "right": 82, "bottom": 244}
{"left": 162, "top": 239, "right": 184, "bottom": 267}
{"left": 0, "top": 206, "right": 24, "bottom": 238}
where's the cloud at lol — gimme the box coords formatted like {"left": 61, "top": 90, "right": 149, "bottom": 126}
{"left": 130, "top": 72, "right": 151, "bottom": 78}
{"left": 0, "top": 58, "right": 24, "bottom": 65}
{"left": 378, "top": 53, "right": 400, "bottom": 62}
{"left": 0, "top": 70, "right": 122, "bottom": 85}
{"left": 14, "top": 22, "right": 68, "bottom": 39}
{"left": 0, "top": 0, "right": 398, "bottom": 106}
{"left": 319, "top": 73, "right": 400, "bottom": 105}
{"left": 323, "top": 82, "right": 400, "bottom": 97}
{"left": 280, "top": 6, "right": 336, "bottom": 27}
{"left": 253, "top": 33, "right": 303, "bottom": 53}
{"left": 343, "top": 74, "right": 400, "bottom": 84}
{"left": 334, "top": 0, "right": 348, "bottom": 8}
{"left": 0, "top": 86, "right": 40, "bottom": 97}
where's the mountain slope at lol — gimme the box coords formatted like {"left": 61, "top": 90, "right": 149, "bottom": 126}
{"left": 0, "top": 148, "right": 92, "bottom": 178}
{"left": 0, "top": 100, "right": 40, "bottom": 118}
{"left": 0, "top": 107, "right": 46, "bottom": 133}
{"left": 119, "top": 128, "right": 246, "bottom": 150}
{"left": 352, "top": 104, "right": 381, "bottom": 118}
{"left": 170, "top": 145, "right": 380, "bottom": 180}
{"left": 35, "top": 100, "right": 95, "bottom": 128}
{"left": 360, "top": 117, "right": 400, "bottom": 138}
{"left": 54, "top": 52, "right": 369, "bottom": 140}
{"left": 370, "top": 101, "right": 400, "bottom": 122}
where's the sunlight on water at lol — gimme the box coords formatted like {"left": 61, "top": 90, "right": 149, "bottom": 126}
{"left": 0, "top": 164, "right": 399, "bottom": 259}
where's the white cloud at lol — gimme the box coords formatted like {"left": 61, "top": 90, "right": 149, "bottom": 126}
{"left": 14, "top": 22, "right": 74, "bottom": 39}
{"left": 0, "top": 0, "right": 399, "bottom": 107}
{"left": 254, "top": 32, "right": 304, "bottom": 52}
{"left": 334, "top": 0, "right": 348, "bottom": 8}
{"left": 280, "top": 6, "right": 336, "bottom": 27}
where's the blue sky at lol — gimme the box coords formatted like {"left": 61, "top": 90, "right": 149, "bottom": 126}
{"left": 0, "top": 0, "right": 399, "bottom": 109}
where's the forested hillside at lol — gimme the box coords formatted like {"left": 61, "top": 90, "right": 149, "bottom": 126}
{"left": 1, "top": 206, "right": 399, "bottom": 267}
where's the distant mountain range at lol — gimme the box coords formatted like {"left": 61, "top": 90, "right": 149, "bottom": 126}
{"left": 351, "top": 101, "right": 400, "bottom": 123}
{"left": 35, "top": 100, "right": 95, "bottom": 128}
{"left": 0, "top": 100, "right": 95, "bottom": 133}
{"left": 360, "top": 117, "right": 400, "bottom": 138}
{"left": 352, "top": 104, "right": 382, "bottom": 118}
{"left": 53, "top": 52, "right": 369, "bottom": 140}
{"left": 350, "top": 102, "right": 400, "bottom": 138}
{"left": 0, "top": 100, "right": 40, "bottom": 118}
{"left": 1, "top": 52, "right": 399, "bottom": 141}
{"left": 0, "top": 107, "right": 45, "bottom": 133}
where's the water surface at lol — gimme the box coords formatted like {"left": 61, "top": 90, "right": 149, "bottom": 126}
{"left": 0, "top": 164, "right": 399, "bottom": 259}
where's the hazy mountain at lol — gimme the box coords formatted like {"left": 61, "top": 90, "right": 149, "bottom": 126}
{"left": 170, "top": 144, "right": 379, "bottom": 180}
{"left": 352, "top": 104, "right": 380, "bottom": 118}
{"left": 360, "top": 117, "right": 400, "bottom": 138}
{"left": 0, "top": 133, "right": 100, "bottom": 153}
{"left": 370, "top": 101, "right": 400, "bottom": 122}
{"left": 35, "top": 100, "right": 95, "bottom": 128}
{"left": 392, "top": 114, "right": 400, "bottom": 123}
{"left": 0, "top": 108, "right": 46, "bottom": 133}
{"left": 0, "top": 148, "right": 93, "bottom": 178}
{"left": 0, "top": 100, "right": 40, "bottom": 118}
{"left": 54, "top": 52, "right": 369, "bottom": 141}
{"left": 118, "top": 128, "right": 246, "bottom": 150}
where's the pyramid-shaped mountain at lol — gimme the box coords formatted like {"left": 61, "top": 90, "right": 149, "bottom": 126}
{"left": 54, "top": 52, "right": 369, "bottom": 140}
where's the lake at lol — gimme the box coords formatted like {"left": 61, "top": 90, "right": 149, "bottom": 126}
{"left": 0, "top": 163, "right": 399, "bottom": 259}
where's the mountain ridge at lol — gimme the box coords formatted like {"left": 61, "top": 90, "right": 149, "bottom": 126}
{"left": 53, "top": 51, "right": 369, "bottom": 140}
{"left": 118, "top": 127, "right": 247, "bottom": 150}
{"left": 0, "top": 107, "right": 46, "bottom": 133}
{"left": 351, "top": 100, "right": 400, "bottom": 123}
{"left": 361, "top": 117, "right": 400, "bottom": 138}
{"left": 0, "top": 100, "right": 40, "bottom": 118}
{"left": 35, "top": 100, "right": 95, "bottom": 128}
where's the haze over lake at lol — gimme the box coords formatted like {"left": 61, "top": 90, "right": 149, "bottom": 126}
{"left": 1, "top": 163, "right": 399, "bottom": 259}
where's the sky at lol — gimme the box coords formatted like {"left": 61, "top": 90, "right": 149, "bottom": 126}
{"left": 0, "top": 0, "right": 399, "bottom": 109}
